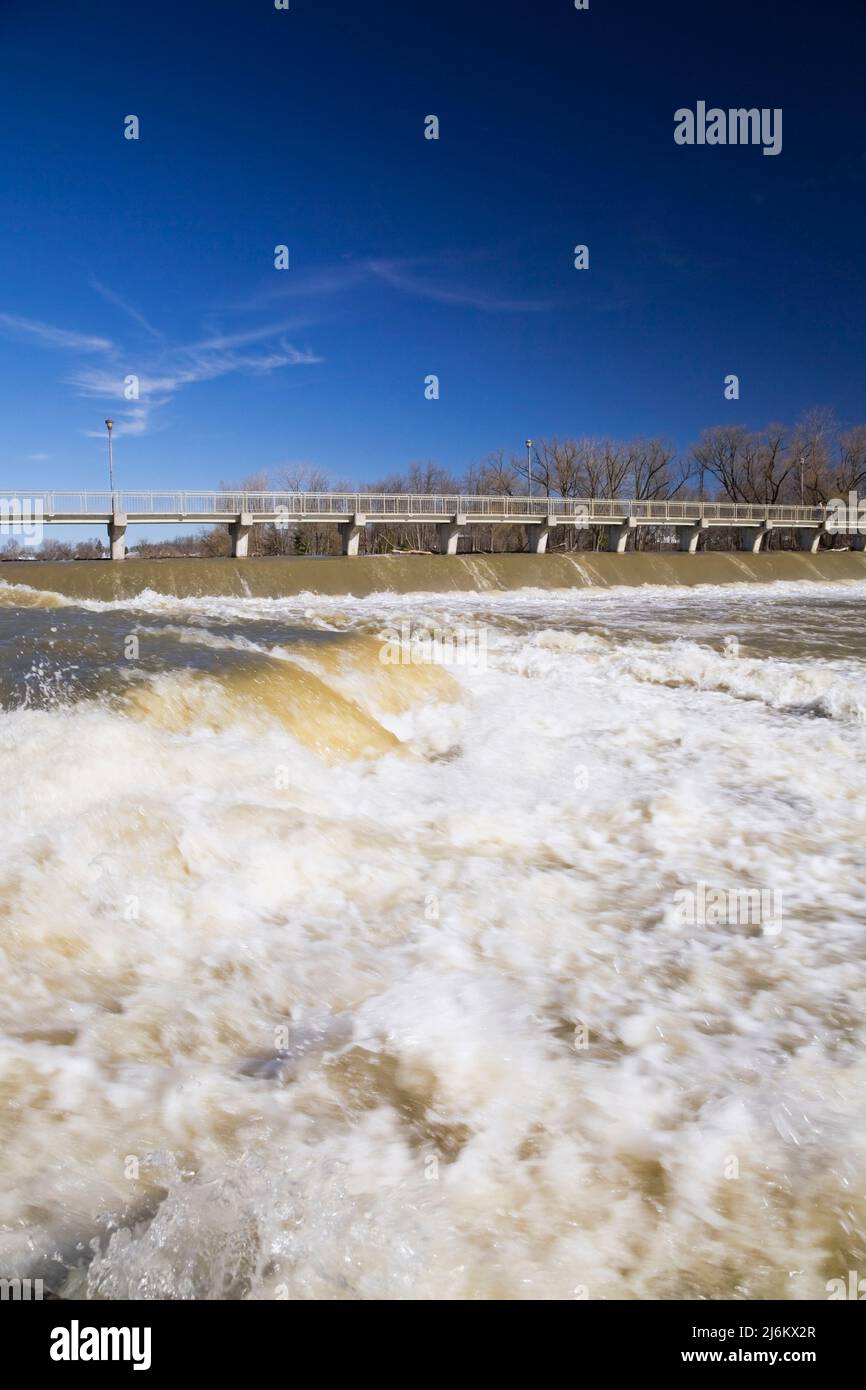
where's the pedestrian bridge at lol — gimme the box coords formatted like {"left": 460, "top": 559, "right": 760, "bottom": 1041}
{"left": 1, "top": 490, "right": 840, "bottom": 558}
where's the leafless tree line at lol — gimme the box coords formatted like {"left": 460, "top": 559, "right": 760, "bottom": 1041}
{"left": 205, "top": 441, "right": 690, "bottom": 556}
{"left": 0, "top": 536, "right": 106, "bottom": 561}
{"left": 692, "top": 410, "right": 866, "bottom": 505}
{"left": 688, "top": 410, "right": 866, "bottom": 551}
{"left": 214, "top": 411, "right": 866, "bottom": 555}
{"left": 4, "top": 410, "right": 865, "bottom": 559}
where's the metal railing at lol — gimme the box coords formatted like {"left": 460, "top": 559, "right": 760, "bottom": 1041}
{"left": 0, "top": 491, "right": 830, "bottom": 525}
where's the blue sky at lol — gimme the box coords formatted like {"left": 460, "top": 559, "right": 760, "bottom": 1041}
{"left": 1, "top": 0, "right": 864, "bottom": 535}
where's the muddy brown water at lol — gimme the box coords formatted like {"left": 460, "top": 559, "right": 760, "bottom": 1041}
{"left": 2, "top": 549, "right": 865, "bottom": 600}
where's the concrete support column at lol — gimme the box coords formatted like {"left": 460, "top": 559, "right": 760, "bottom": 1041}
{"left": 739, "top": 526, "right": 769, "bottom": 554}
{"left": 798, "top": 526, "right": 825, "bottom": 554}
{"left": 605, "top": 517, "right": 635, "bottom": 554}
{"left": 678, "top": 519, "right": 708, "bottom": 553}
{"left": 528, "top": 514, "right": 556, "bottom": 554}
{"left": 108, "top": 514, "right": 127, "bottom": 561}
{"left": 340, "top": 512, "right": 366, "bottom": 556}
{"left": 229, "top": 512, "right": 253, "bottom": 558}
{"left": 436, "top": 513, "right": 465, "bottom": 555}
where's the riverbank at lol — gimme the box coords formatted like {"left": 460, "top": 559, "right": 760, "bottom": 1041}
{"left": 2, "top": 549, "right": 865, "bottom": 599}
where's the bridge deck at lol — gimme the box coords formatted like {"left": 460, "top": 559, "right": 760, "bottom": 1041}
{"left": 0, "top": 491, "right": 843, "bottom": 558}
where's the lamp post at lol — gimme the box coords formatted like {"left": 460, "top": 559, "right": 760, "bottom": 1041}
{"left": 800, "top": 454, "right": 805, "bottom": 506}
{"left": 105, "top": 418, "right": 115, "bottom": 494}
{"left": 526, "top": 439, "right": 533, "bottom": 499}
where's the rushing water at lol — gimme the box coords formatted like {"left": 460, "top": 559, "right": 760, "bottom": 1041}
{"left": 1, "top": 567, "right": 865, "bottom": 1300}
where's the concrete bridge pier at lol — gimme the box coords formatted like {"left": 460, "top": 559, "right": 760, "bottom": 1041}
{"left": 678, "top": 519, "right": 708, "bottom": 553}
{"left": 436, "top": 514, "right": 466, "bottom": 555}
{"left": 528, "top": 515, "right": 556, "bottom": 554}
{"left": 339, "top": 512, "right": 366, "bottom": 556}
{"left": 229, "top": 513, "right": 253, "bottom": 558}
{"left": 739, "top": 525, "right": 771, "bottom": 554}
{"left": 798, "top": 526, "right": 826, "bottom": 553}
{"left": 108, "top": 514, "right": 127, "bottom": 561}
{"left": 605, "top": 516, "right": 636, "bottom": 554}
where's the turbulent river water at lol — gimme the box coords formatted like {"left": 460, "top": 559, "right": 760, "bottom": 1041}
{"left": 1, "top": 560, "right": 865, "bottom": 1300}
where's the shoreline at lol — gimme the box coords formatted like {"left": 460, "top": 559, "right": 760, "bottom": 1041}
{"left": 1, "top": 550, "right": 865, "bottom": 600}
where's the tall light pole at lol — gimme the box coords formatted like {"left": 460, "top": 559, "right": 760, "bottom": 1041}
{"left": 105, "top": 418, "right": 115, "bottom": 494}
{"left": 525, "top": 439, "right": 533, "bottom": 499}
{"left": 800, "top": 454, "right": 805, "bottom": 505}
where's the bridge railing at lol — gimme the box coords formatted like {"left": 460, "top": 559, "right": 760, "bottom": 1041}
{"left": 0, "top": 491, "right": 830, "bottom": 525}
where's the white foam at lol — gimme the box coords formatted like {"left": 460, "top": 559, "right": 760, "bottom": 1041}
{"left": 1, "top": 583, "right": 866, "bottom": 1299}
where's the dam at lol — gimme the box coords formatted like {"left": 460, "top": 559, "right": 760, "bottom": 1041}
{"left": 0, "top": 490, "right": 843, "bottom": 558}
{"left": 3, "top": 549, "right": 866, "bottom": 603}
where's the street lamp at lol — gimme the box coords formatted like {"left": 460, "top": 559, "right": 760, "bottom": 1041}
{"left": 525, "top": 439, "right": 533, "bottom": 499}
{"left": 800, "top": 454, "right": 805, "bottom": 506}
{"left": 105, "top": 418, "right": 115, "bottom": 493}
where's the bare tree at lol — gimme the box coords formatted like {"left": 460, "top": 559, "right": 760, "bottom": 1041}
{"left": 692, "top": 426, "right": 750, "bottom": 502}
{"left": 789, "top": 408, "right": 837, "bottom": 503}
{"left": 836, "top": 425, "right": 866, "bottom": 495}
{"left": 74, "top": 538, "right": 106, "bottom": 559}
{"left": 630, "top": 439, "right": 684, "bottom": 500}
{"left": 598, "top": 440, "right": 630, "bottom": 498}
{"left": 275, "top": 463, "right": 331, "bottom": 493}
{"left": 533, "top": 439, "right": 585, "bottom": 499}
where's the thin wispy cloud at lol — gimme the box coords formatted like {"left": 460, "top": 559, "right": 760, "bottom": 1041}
{"left": 232, "top": 261, "right": 371, "bottom": 312}
{"left": 237, "top": 254, "right": 555, "bottom": 315}
{"left": 367, "top": 258, "right": 554, "bottom": 312}
{"left": 0, "top": 293, "right": 323, "bottom": 438}
{"left": 0, "top": 312, "right": 113, "bottom": 353}
{"left": 89, "top": 278, "right": 165, "bottom": 341}
{"left": 74, "top": 340, "right": 321, "bottom": 424}
{"left": 82, "top": 404, "right": 154, "bottom": 439}
{"left": 0, "top": 250, "right": 541, "bottom": 445}
{"left": 186, "top": 320, "right": 313, "bottom": 353}
{"left": 74, "top": 336, "right": 321, "bottom": 437}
